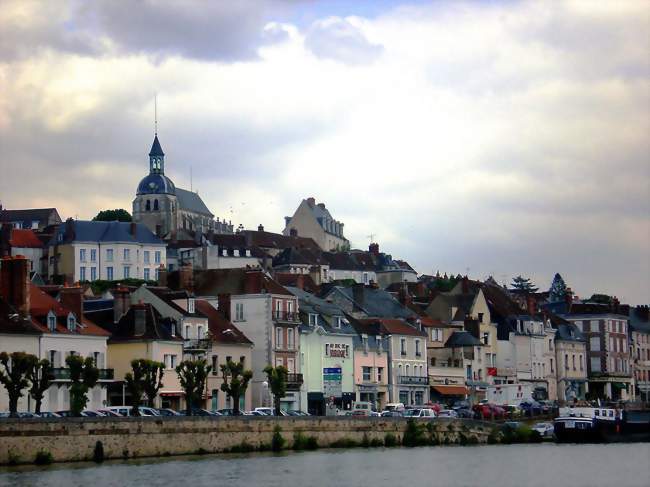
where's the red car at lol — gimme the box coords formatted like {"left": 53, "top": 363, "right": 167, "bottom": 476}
{"left": 473, "top": 403, "right": 505, "bottom": 420}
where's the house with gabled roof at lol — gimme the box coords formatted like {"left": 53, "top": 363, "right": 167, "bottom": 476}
{"left": 0, "top": 206, "right": 61, "bottom": 231}
{"left": 283, "top": 197, "right": 349, "bottom": 252}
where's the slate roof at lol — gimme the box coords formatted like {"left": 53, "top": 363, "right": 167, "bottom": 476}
{"left": 189, "top": 268, "right": 292, "bottom": 296}
{"left": 241, "top": 230, "right": 320, "bottom": 251}
{"left": 629, "top": 306, "right": 650, "bottom": 334}
{"left": 146, "top": 287, "right": 204, "bottom": 318}
{"left": 49, "top": 220, "right": 164, "bottom": 246}
{"left": 274, "top": 273, "right": 319, "bottom": 293}
{"left": 9, "top": 229, "right": 44, "bottom": 248}
{"left": 355, "top": 317, "right": 426, "bottom": 337}
{"left": 195, "top": 300, "right": 253, "bottom": 345}
{"left": 0, "top": 208, "right": 61, "bottom": 226}
{"left": 149, "top": 135, "right": 165, "bottom": 157}
{"left": 110, "top": 303, "right": 180, "bottom": 342}
{"left": 0, "top": 298, "right": 42, "bottom": 335}
{"left": 175, "top": 188, "right": 214, "bottom": 217}
{"left": 327, "top": 285, "right": 416, "bottom": 319}
{"left": 445, "top": 331, "right": 481, "bottom": 347}
{"left": 287, "top": 286, "right": 356, "bottom": 336}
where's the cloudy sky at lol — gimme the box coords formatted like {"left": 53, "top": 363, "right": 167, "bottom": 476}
{"left": 1, "top": 0, "right": 648, "bottom": 303}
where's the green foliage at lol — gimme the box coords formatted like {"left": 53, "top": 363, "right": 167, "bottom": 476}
{"left": 361, "top": 433, "right": 370, "bottom": 448}
{"left": 501, "top": 424, "right": 542, "bottom": 444}
{"left": 402, "top": 419, "right": 428, "bottom": 447}
{"left": 383, "top": 433, "right": 398, "bottom": 447}
{"left": 125, "top": 359, "right": 165, "bottom": 415}
{"left": 28, "top": 359, "right": 54, "bottom": 414}
{"left": 292, "top": 431, "right": 319, "bottom": 451}
{"left": 511, "top": 275, "right": 539, "bottom": 293}
{"left": 0, "top": 352, "right": 37, "bottom": 417}
{"left": 271, "top": 425, "right": 285, "bottom": 451}
{"left": 66, "top": 355, "right": 99, "bottom": 417}
{"left": 93, "top": 441, "right": 105, "bottom": 463}
{"left": 194, "top": 447, "right": 208, "bottom": 455}
{"left": 264, "top": 365, "right": 288, "bottom": 416}
{"left": 330, "top": 437, "right": 359, "bottom": 448}
{"left": 7, "top": 450, "right": 21, "bottom": 466}
{"left": 549, "top": 273, "right": 568, "bottom": 302}
{"left": 93, "top": 209, "right": 132, "bottom": 222}
{"left": 220, "top": 358, "right": 253, "bottom": 416}
{"left": 229, "top": 441, "right": 255, "bottom": 453}
{"left": 176, "top": 359, "right": 211, "bottom": 416}
{"left": 487, "top": 429, "right": 501, "bottom": 444}
{"left": 589, "top": 293, "right": 613, "bottom": 305}
{"left": 369, "top": 438, "right": 384, "bottom": 447}
{"left": 34, "top": 450, "right": 53, "bottom": 465}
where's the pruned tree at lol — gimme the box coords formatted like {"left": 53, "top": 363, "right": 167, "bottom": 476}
{"left": 264, "top": 365, "right": 288, "bottom": 416}
{"left": 220, "top": 358, "right": 253, "bottom": 416}
{"left": 124, "top": 360, "right": 146, "bottom": 417}
{"left": 28, "top": 359, "right": 54, "bottom": 414}
{"left": 549, "top": 273, "right": 568, "bottom": 302}
{"left": 511, "top": 275, "right": 539, "bottom": 293}
{"left": 66, "top": 355, "right": 99, "bottom": 417}
{"left": 0, "top": 352, "right": 36, "bottom": 418}
{"left": 142, "top": 360, "right": 165, "bottom": 408}
{"left": 176, "top": 359, "right": 211, "bottom": 416}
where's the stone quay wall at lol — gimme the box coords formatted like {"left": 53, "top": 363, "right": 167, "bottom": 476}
{"left": 0, "top": 417, "right": 495, "bottom": 465}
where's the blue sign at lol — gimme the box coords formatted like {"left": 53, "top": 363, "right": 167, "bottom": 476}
{"left": 323, "top": 367, "right": 342, "bottom": 374}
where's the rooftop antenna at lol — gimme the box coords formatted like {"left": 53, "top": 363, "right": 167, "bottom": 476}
{"left": 154, "top": 93, "right": 158, "bottom": 135}
{"left": 367, "top": 233, "right": 376, "bottom": 243}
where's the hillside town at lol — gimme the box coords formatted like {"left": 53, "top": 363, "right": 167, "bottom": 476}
{"left": 1, "top": 134, "right": 649, "bottom": 417}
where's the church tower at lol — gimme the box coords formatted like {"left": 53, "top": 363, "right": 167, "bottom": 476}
{"left": 132, "top": 134, "right": 178, "bottom": 237}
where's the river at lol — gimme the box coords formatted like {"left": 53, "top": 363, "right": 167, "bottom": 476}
{"left": 1, "top": 443, "right": 649, "bottom": 487}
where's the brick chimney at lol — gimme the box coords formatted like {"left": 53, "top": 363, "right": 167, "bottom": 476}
{"left": 134, "top": 303, "right": 147, "bottom": 336}
{"left": 0, "top": 257, "right": 30, "bottom": 316}
{"left": 398, "top": 281, "right": 412, "bottom": 306}
{"left": 64, "top": 218, "right": 75, "bottom": 241}
{"left": 60, "top": 286, "right": 84, "bottom": 323}
{"left": 296, "top": 274, "right": 304, "bottom": 290}
{"left": 415, "top": 281, "right": 426, "bottom": 298}
{"left": 258, "top": 224, "right": 264, "bottom": 232}
{"left": 113, "top": 286, "right": 130, "bottom": 323}
{"left": 461, "top": 276, "right": 469, "bottom": 294}
{"left": 369, "top": 243, "right": 379, "bottom": 255}
{"left": 158, "top": 265, "right": 167, "bottom": 287}
{"left": 636, "top": 305, "right": 649, "bottom": 322}
{"left": 526, "top": 295, "right": 536, "bottom": 316}
{"left": 306, "top": 197, "right": 315, "bottom": 207}
{"left": 317, "top": 203, "right": 326, "bottom": 210}
{"left": 218, "top": 293, "right": 231, "bottom": 320}
{"left": 565, "top": 287, "right": 574, "bottom": 312}
{"left": 244, "top": 270, "right": 262, "bottom": 294}
{"left": 130, "top": 222, "right": 137, "bottom": 237}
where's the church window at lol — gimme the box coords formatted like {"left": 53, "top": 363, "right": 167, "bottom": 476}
{"left": 154, "top": 199, "right": 159, "bottom": 211}
{"left": 146, "top": 200, "right": 151, "bottom": 211}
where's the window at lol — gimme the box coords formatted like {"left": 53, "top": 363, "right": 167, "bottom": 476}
{"left": 415, "top": 339, "right": 421, "bottom": 357}
{"left": 287, "top": 328, "right": 295, "bottom": 349}
{"left": 155, "top": 251, "right": 161, "bottom": 264}
{"left": 565, "top": 354, "right": 569, "bottom": 370}
{"left": 124, "top": 248, "right": 130, "bottom": 261}
{"left": 90, "top": 267, "right": 97, "bottom": 281}
{"left": 164, "top": 354, "right": 178, "bottom": 369}
{"left": 106, "top": 249, "right": 113, "bottom": 262}
{"left": 400, "top": 338, "right": 407, "bottom": 356}
{"left": 146, "top": 200, "right": 151, "bottom": 211}
{"left": 79, "top": 249, "right": 86, "bottom": 262}
{"left": 478, "top": 313, "right": 484, "bottom": 323}
{"left": 276, "top": 327, "right": 283, "bottom": 348}
{"left": 363, "top": 366, "right": 372, "bottom": 382}
{"left": 143, "top": 268, "right": 150, "bottom": 281}
{"left": 106, "top": 267, "right": 113, "bottom": 280}
{"left": 572, "top": 355, "right": 576, "bottom": 370}
{"left": 309, "top": 313, "right": 318, "bottom": 326}
{"left": 90, "top": 249, "right": 96, "bottom": 262}
{"left": 123, "top": 266, "right": 130, "bottom": 278}
{"left": 67, "top": 313, "right": 76, "bottom": 331}
{"left": 153, "top": 199, "right": 159, "bottom": 211}
{"left": 482, "top": 332, "right": 490, "bottom": 346}
{"left": 377, "top": 367, "right": 384, "bottom": 382}
{"left": 188, "top": 298, "right": 195, "bottom": 314}
{"left": 550, "top": 358, "right": 554, "bottom": 373}
{"left": 49, "top": 350, "right": 56, "bottom": 366}
{"left": 333, "top": 316, "right": 343, "bottom": 328}
{"left": 144, "top": 251, "right": 150, "bottom": 264}
{"left": 431, "top": 328, "right": 443, "bottom": 341}
{"left": 590, "top": 357, "right": 601, "bottom": 372}
{"left": 405, "top": 364, "right": 410, "bottom": 376}
{"left": 184, "top": 325, "right": 190, "bottom": 339}
{"left": 79, "top": 267, "right": 86, "bottom": 281}
{"left": 235, "top": 303, "right": 244, "bottom": 321}
{"left": 549, "top": 339, "right": 553, "bottom": 351}
{"left": 197, "top": 325, "right": 203, "bottom": 339}
{"left": 363, "top": 272, "right": 369, "bottom": 284}
{"left": 47, "top": 312, "right": 56, "bottom": 331}
{"left": 590, "top": 336, "right": 600, "bottom": 352}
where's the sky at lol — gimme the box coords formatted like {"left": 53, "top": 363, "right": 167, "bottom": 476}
{"left": 0, "top": 0, "right": 648, "bottom": 304}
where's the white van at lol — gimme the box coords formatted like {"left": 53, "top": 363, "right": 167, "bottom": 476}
{"left": 384, "top": 403, "right": 406, "bottom": 413}
{"left": 107, "top": 406, "right": 159, "bottom": 417}
{"left": 352, "top": 401, "right": 377, "bottom": 416}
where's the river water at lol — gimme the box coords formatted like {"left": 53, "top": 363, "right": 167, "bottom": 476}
{"left": 1, "top": 443, "right": 649, "bottom": 487}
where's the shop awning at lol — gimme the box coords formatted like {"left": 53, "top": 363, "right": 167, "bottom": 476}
{"left": 160, "top": 391, "right": 184, "bottom": 397}
{"left": 432, "top": 385, "right": 469, "bottom": 396}
{"left": 612, "top": 382, "right": 628, "bottom": 391}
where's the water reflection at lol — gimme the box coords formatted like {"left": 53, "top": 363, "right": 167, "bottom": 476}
{"left": 1, "top": 444, "right": 649, "bottom": 487}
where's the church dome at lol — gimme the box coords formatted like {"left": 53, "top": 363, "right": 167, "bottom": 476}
{"left": 136, "top": 174, "right": 176, "bottom": 195}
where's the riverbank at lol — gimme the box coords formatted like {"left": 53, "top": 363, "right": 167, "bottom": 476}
{"left": 0, "top": 416, "right": 497, "bottom": 465}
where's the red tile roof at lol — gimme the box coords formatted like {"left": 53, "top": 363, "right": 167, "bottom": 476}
{"left": 9, "top": 229, "right": 43, "bottom": 248}
{"left": 195, "top": 300, "right": 253, "bottom": 345}
{"left": 29, "top": 284, "right": 110, "bottom": 336}
{"left": 356, "top": 318, "right": 426, "bottom": 337}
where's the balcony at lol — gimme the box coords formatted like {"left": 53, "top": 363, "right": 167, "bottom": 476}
{"left": 183, "top": 339, "right": 212, "bottom": 351}
{"left": 272, "top": 311, "right": 301, "bottom": 323}
{"left": 286, "top": 373, "right": 304, "bottom": 391}
{"left": 398, "top": 375, "right": 429, "bottom": 385}
{"left": 52, "top": 368, "right": 114, "bottom": 381}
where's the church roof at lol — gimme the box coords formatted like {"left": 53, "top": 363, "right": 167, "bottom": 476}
{"left": 176, "top": 188, "right": 213, "bottom": 217}
{"left": 137, "top": 174, "right": 176, "bottom": 195}
{"left": 149, "top": 135, "right": 164, "bottom": 157}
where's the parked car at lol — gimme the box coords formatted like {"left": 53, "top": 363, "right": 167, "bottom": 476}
{"left": 157, "top": 408, "right": 182, "bottom": 416}
{"left": 452, "top": 400, "right": 470, "bottom": 411}
{"left": 455, "top": 408, "right": 474, "bottom": 419}
{"left": 16, "top": 412, "right": 40, "bottom": 418}
{"left": 438, "top": 409, "right": 458, "bottom": 418}
{"left": 380, "top": 410, "right": 403, "bottom": 417}
{"left": 106, "top": 406, "right": 160, "bottom": 417}
{"left": 473, "top": 403, "right": 505, "bottom": 420}
{"left": 0, "top": 412, "right": 9, "bottom": 418}
{"left": 253, "top": 407, "right": 273, "bottom": 416}
{"left": 286, "top": 410, "right": 309, "bottom": 416}
{"left": 96, "top": 409, "right": 121, "bottom": 417}
{"left": 56, "top": 410, "right": 89, "bottom": 417}
{"left": 38, "top": 411, "right": 61, "bottom": 418}
{"left": 520, "top": 401, "right": 543, "bottom": 416}
{"left": 182, "top": 408, "right": 220, "bottom": 417}
{"left": 503, "top": 404, "right": 523, "bottom": 419}
{"left": 532, "top": 422, "right": 554, "bottom": 438}
{"left": 217, "top": 408, "right": 238, "bottom": 416}
{"left": 403, "top": 408, "right": 436, "bottom": 418}
{"left": 245, "top": 410, "right": 267, "bottom": 416}
{"left": 82, "top": 410, "right": 106, "bottom": 417}
{"left": 384, "top": 403, "right": 406, "bottom": 413}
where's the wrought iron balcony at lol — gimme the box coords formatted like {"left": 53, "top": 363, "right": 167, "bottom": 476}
{"left": 183, "top": 339, "right": 212, "bottom": 351}
{"left": 286, "top": 373, "right": 304, "bottom": 391}
{"left": 272, "top": 311, "right": 301, "bottom": 323}
{"left": 398, "top": 375, "right": 429, "bottom": 385}
{"left": 52, "top": 368, "right": 114, "bottom": 381}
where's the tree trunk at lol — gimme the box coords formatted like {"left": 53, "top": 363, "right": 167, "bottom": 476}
{"left": 233, "top": 394, "right": 240, "bottom": 416}
{"left": 9, "top": 394, "right": 18, "bottom": 418}
{"left": 274, "top": 395, "right": 281, "bottom": 416}
{"left": 35, "top": 396, "right": 42, "bottom": 415}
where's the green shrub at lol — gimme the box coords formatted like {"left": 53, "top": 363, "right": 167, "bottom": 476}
{"left": 34, "top": 450, "right": 53, "bottom": 465}
{"left": 194, "top": 447, "right": 208, "bottom": 455}
{"left": 369, "top": 438, "right": 384, "bottom": 447}
{"left": 271, "top": 425, "right": 286, "bottom": 452}
{"left": 361, "top": 433, "right": 370, "bottom": 448}
{"left": 330, "top": 437, "right": 359, "bottom": 448}
{"left": 384, "top": 433, "right": 398, "bottom": 447}
{"left": 7, "top": 451, "right": 20, "bottom": 466}
{"left": 292, "top": 431, "right": 310, "bottom": 451}
{"left": 229, "top": 441, "right": 254, "bottom": 453}
{"left": 93, "top": 441, "right": 104, "bottom": 463}
{"left": 403, "top": 419, "right": 428, "bottom": 447}
{"left": 305, "top": 436, "right": 319, "bottom": 450}
{"left": 487, "top": 430, "right": 501, "bottom": 444}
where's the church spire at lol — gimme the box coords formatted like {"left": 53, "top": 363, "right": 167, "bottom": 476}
{"left": 149, "top": 135, "right": 165, "bottom": 174}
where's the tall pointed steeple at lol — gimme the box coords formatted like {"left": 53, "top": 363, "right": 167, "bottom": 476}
{"left": 149, "top": 135, "right": 165, "bottom": 174}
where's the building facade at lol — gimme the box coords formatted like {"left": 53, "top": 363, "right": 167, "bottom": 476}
{"left": 283, "top": 197, "right": 349, "bottom": 251}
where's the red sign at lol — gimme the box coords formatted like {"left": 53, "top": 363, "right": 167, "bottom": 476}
{"left": 487, "top": 367, "right": 497, "bottom": 377}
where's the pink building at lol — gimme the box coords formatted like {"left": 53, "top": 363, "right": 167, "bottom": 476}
{"left": 351, "top": 320, "right": 389, "bottom": 410}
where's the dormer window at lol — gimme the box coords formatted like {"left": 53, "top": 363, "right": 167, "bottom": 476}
{"left": 47, "top": 311, "right": 57, "bottom": 332}
{"left": 309, "top": 313, "right": 318, "bottom": 326}
{"left": 67, "top": 312, "right": 76, "bottom": 331}
{"left": 188, "top": 298, "right": 195, "bottom": 314}
{"left": 333, "top": 316, "right": 343, "bottom": 328}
